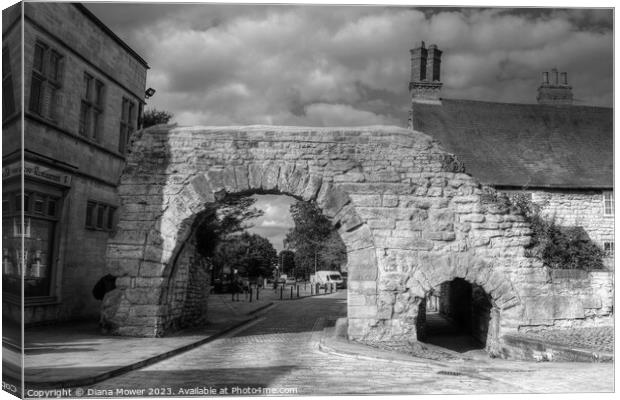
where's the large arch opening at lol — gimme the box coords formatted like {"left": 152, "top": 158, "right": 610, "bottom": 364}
{"left": 157, "top": 190, "right": 350, "bottom": 335}
{"left": 416, "top": 278, "right": 499, "bottom": 355}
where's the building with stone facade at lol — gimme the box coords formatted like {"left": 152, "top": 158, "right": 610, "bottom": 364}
{"left": 2, "top": 2, "right": 148, "bottom": 325}
{"left": 408, "top": 41, "right": 614, "bottom": 268}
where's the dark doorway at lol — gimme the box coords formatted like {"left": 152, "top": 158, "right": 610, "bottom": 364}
{"left": 417, "top": 278, "right": 493, "bottom": 354}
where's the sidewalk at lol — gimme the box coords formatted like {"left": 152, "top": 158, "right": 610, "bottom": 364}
{"left": 4, "top": 284, "right": 339, "bottom": 389}
{"left": 4, "top": 295, "right": 275, "bottom": 388}
{"left": 319, "top": 318, "right": 614, "bottom": 365}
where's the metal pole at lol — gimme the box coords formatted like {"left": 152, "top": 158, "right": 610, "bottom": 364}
{"left": 297, "top": 285, "right": 300, "bottom": 298}
{"left": 290, "top": 285, "right": 293, "bottom": 299}
{"left": 314, "top": 248, "right": 317, "bottom": 275}
{"left": 256, "top": 286, "right": 259, "bottom": 300}
{"left": 249, "top": 287, "right": 252, "bottom": 303}
{"left": 280, "top": 285, "right": 283, "bottom": 300}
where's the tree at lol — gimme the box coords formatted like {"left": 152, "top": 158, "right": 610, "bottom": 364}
{"left": 142, "top": 108, "right": 174, "bottom": 128}
{"left": 212, "top": 232, "right": 277, "bottom": 279}
{"left": 285, "top": 201, "right": 346, "bottom": 278}
{"left": 319, "top": 231, "right": 347, "bottom": 270}
{"left": 279, "top": 250, "right": 296, "bottom": 276}
{"left": 194, "top": 195, "right": 263, "bottom": 258}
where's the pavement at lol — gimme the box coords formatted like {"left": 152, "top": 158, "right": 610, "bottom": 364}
{"left": 1, "top": 283, "right": 337, "bottom": 390}
{"left": 1, "top": 287, "right": 615, "bottom": 396}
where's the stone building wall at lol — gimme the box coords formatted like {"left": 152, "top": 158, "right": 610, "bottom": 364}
{"left": 102, "top": 125, "right": 613, "bottom": 353}
{"left": 1, "top": 3, "right": 148, "bottom": 325}
{"left": 531, "top": 189, "right": 614, "bottom": 268}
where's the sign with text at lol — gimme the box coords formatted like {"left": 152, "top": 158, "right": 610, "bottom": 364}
{"left": 2, "top": 161, "right": 72, "bottom": 186}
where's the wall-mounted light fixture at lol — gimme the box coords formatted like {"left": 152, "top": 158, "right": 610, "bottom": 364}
{"left": 145, "top": 87, "right": 156, "bottom": 99}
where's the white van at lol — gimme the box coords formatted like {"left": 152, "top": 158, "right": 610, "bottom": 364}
{"left": 310, "top": 270, "right": 345, "bottom": 289}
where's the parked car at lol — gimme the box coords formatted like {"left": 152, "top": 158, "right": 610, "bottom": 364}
{"left": 212, "top": 278, "right": 231, "bottom": 293}
{"left": 310, "top": 270, "right": 345, "bottom": 289}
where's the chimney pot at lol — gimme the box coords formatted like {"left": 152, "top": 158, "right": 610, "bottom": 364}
{"left": 537, "top": 68, "right": 573, "bottom": 106}
{"left": 552, "top": 68, "right": 559, "bottom": 85}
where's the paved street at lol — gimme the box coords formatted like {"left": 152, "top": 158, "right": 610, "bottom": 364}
{"left": 79, "top": 291, "right": 614, "bottom": 396}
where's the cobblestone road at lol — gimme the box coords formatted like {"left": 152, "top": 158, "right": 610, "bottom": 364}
{"left": 514, "top": 327, "right": 614, "bottom": 352}
{"left": 84, "top": 292, "right": 613, "bottom": 396}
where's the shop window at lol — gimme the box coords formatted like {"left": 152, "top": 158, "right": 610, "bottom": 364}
{"left": 13, "top": 217, "right": 31, "bottom": 237}
{"left": 28, "top": 40, "right": 64, "bottom": 121}
{"left": 79, "top": 73, "right": 105, "bottom": 141}
{"left": 603, "top": 191, "right": 614, "bottom": 216}
{"left": 3, "top": 190, "right": 60, "bottom": 297}
{"left": 85, "top": 200, "right": 116, "bottom": 231}
{"left": 604, "top": 242, "right": 614, "bottom": 257}
{"left": 119, "top": 97, "right": 136, "bottom": 154}
{"left": 2, "top": 46, "right": 15, "bottom": 118}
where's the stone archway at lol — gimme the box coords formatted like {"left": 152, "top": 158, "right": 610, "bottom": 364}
{"left": 102, "top": 125, "right": 542, "bottom": 345}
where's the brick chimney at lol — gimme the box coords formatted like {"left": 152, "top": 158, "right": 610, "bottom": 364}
{"left": 537, "top": 68, "right": 573, "bottom": 106}
{"left": 409, "top": 41, "right": 442, "bottom": 105}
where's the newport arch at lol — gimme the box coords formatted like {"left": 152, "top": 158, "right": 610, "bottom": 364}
{"left": 101, "top": 125, "right": 545, "bottom": 354}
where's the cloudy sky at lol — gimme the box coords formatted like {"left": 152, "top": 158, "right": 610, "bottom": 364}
{"left": 84, "top": 1, "right": 613, "bottom": 251}
{"left": 86, "top": 1, "right": 613, "bottom": 128}
{"left": 244, "top": 195, "right": 296, "bottom": 252}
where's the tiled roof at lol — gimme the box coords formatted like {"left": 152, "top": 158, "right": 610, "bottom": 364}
{"left": 412, "top": 99, "right": 613, "bottom": 189}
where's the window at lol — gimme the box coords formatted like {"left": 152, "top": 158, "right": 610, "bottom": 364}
{"left": 604, "top": 242, "right": 614, "bottom": 257}
{"left": 85, "top": 200, "right": 116, "bottom": 231}
{"left": 79, "top": 73, "right": 105, "bottom": 140}
{"left": 2, "top": 47, "right": 15, "bottom": 118}
{"left": 119, "top": 97, "right": 136, "bottom": 153}
{"left": 3, "top": 190, "right": 60, "bottom": 297}
{"left": 28, "top": 40, "right": 63, "bottom": 120}
{"left": 603, "top": 191, "right": 614, "bottom": 216}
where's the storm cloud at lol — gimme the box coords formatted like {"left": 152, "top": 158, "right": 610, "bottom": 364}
{"left": 86, "top": 3, "right": 613, "bottom": 126}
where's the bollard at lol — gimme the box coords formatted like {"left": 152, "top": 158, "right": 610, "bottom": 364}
{"left": 310, "top": 284, "right": 314, "bottom": 295}
{"left": 290, "top": 285, "right": 293, "bottom": 299}
{"left": 297, "top": 285, "right": 300, "bottom": 298}
{"left": 316, "top": 283, "right": 320, "bottom": 295}
{"left": 280, "top": 285, "right": 283, "bottom": 300}
{"left": 256, "top": 286, "right": 259, "bottom": 300}
{"left": 249, "top": 287, "right": 252, "bottom": 303}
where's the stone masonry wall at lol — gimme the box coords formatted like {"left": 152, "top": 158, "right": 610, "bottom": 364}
{"left": 102, "top": 125, "right": 613, "bottom": 352}
{"left": 532, "top": 189, "right": 614, "bottom": 268}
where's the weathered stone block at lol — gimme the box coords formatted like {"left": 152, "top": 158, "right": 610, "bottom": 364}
{"left": 261, "top": 164, "right": 280, "bottom": 190}
{"left": 335, "top": 205, "right": 364, "bottom": 232}
{"left": 348, "top": 248, "right": 378, "bottom": 281}
{"left": 124, "top": 288, "right": 161, "bottom": 305}
{"left": 139, "top": 261, "right": 166, "bottom": 277}
{"left": 348, "top": 280, "right": 377, "bottom": 294}
{"left": 317, "top": 183, "right": 350, "bottom": 218}
{"left": 348, "top": 305, "right": 378, "bottom": 319}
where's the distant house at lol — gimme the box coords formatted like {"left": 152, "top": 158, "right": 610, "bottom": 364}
{"left": 2, "top": 2, "right": 149, "bottom": 324}
{"left": 407, "top": 42, "right": 614, "bottom": 267}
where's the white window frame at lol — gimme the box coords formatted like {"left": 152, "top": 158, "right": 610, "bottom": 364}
{"left": 603, "top": 191, "right": 614, "bottom": 216}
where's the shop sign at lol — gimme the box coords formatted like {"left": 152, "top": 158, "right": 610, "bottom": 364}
{"left": 2, "top": 161, "right": 72, "bottom": 186}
